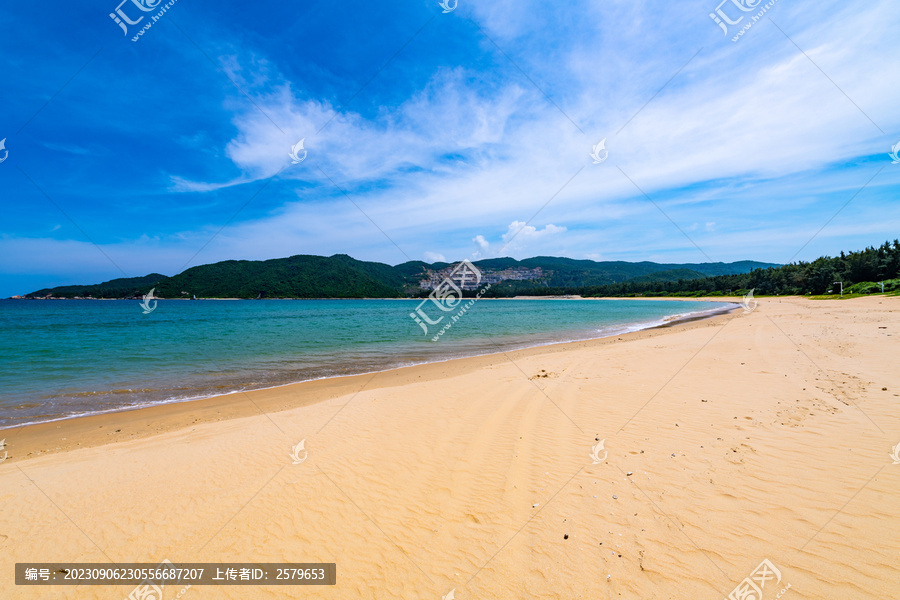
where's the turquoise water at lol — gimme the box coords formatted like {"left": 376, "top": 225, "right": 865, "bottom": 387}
{"left": 0, "top": 298, "right": 733, "bottom": 427}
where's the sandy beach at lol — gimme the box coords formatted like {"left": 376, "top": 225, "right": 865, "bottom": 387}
{"left": 1, "top": 295, "right": 898, "bottom": 599}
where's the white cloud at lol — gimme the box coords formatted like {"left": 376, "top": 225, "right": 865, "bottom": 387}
{"left": 472, "top": 234, "right": 490, "bottom": 258}
{"left": 423, "top": 251, "right": 446, "bottom": 262}
{"left": 471, "top": 221, "right": 568, "bottom": 258}
{"left": 170, "top": 0, "right": 899, "bottom": 237}
{"left": 14, "top": 0, "right": 900, "bottom": 296}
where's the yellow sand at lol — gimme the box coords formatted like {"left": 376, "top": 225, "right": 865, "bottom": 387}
{"left": 1, "top": 296, "right": 898, "bottom": 599}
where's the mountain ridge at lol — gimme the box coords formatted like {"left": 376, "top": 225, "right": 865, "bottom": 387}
{"left": 20, "top": 254, "right": 779, "bottom": 299}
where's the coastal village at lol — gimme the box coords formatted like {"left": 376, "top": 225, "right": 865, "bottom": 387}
{"left": 418, "top": 266, "right": 545, "bottom": 291}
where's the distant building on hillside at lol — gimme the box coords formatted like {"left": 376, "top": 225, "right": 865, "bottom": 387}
{"left": 419, "top": 266, "right": 545, "bottom": 291}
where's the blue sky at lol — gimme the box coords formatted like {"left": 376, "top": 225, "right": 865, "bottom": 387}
{"left": 0, "top": 0, "right": 898, "bottom": 296}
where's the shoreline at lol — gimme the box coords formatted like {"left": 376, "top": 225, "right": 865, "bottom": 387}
{"left": 2, "top": 298, "right": 740, "bottom": 462}
{"left": 6, "top": 295, "right": 728, "bottom": 300}
{"left": 3, "top": 295, "right": 897, "bottom": 598}
{"left": 0, "top": 299, "right": 738, "bottom": 431}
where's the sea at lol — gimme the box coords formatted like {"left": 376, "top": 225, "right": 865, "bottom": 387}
{"left": 0, "top": 298, "right": 734, "bottom": 428}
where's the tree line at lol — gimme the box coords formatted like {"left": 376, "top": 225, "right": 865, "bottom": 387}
{"left": 587, "top": 240, "right": 900, "bottom": 297}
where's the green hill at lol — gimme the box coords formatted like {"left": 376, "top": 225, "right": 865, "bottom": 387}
{"left": 623, "top": 268, "right": 707, "bottom": 283}
{"left": 23, "top": 254, "right": 780, "bottom": 299}
{"left": 588, "top": 240, "right": 900, "bottom": 297}
{"left": 394, "top": 257, "right": 775, "bottom": 288}
{"left": 154, "top": 255, "right": 401, "bottom": 299}
{"left": 26, "top": 274, "right": 166, "bottom": 299}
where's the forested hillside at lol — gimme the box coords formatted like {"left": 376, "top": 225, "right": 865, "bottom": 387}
{"left": 23, "top": 254, "right": 776, "bottom": 299}
{"left": 588, "top": 241, "right": 900, "bottom": 297}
